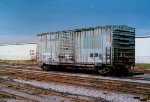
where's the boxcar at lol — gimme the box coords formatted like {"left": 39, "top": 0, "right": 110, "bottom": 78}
{"left": 37, "top": 25, "right": 135, "bottom": 75}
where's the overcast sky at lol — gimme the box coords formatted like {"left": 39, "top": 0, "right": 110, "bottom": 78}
{"left": 0, "top": 0, "right": 150, "bottom": 44}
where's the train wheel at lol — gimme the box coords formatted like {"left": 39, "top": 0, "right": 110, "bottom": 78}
{"left": 42, "top": 65, "right": 49, "bottom": 71}
{"left": 97, "top": 67, "right": 111, "bottom": 76}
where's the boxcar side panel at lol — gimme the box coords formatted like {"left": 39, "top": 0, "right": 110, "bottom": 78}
{"left": 75, "top": 27, "right": 112, "bottom": 64}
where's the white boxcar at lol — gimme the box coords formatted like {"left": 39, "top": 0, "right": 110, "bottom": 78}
{"left": 37, "top": 25, "right": 135, "bottom": 75}
{"left": 0, "top": 43, "right": 36, "bottom": 60}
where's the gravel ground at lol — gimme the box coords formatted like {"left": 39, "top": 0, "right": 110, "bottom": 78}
{"left": 0, "top": 99, "right": 25, "bottom": 102}
{"left": 8, "top": 78, "right": 141, "bottom": 102}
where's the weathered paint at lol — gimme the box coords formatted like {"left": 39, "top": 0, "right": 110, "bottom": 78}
{"left": 37, "top": 25, "right": 135, "bottom": 66}
{"left": 74, "top": 27, "right": 112, "bottom": 64}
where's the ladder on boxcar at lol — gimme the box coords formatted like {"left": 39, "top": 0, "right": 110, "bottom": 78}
{"left": 106, "top": 47, "right": 111, "bottom": 65}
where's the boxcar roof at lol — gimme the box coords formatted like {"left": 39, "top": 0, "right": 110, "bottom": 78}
{"left": 37, "top": 25, "right": 134, "bottom": 36}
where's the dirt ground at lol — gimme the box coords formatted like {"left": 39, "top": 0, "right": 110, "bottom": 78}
{"left": 134, "top": 64, "right": 150, "bottom": 74}
{"left": 0, "top": 60, "right": 37, "bottom": 65}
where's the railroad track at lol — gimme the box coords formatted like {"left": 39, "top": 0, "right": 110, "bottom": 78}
{"left": 0, "top": 66, "right": 150, "bottom": 101}
{"left": 0, "top": 64, "right": 150, "bottom": 81}
{"left": 0, "top": 90, "right": 37, "bottom": 102}
{"left": 0, "top": 77, "right": 90, "bottom": 102}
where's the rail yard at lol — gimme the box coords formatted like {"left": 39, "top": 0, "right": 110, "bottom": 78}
{"left": 1, "top": 0, "right": 150, "bottom": 101}
{"left": 0, "top": 63, "right": 149, "bottom": 102}
{"left": 0, "top": 25, "right": 150, "bottom": 102}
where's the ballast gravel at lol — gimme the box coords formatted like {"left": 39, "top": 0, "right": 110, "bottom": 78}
{"left": 11, "top": 78, "right": 141, "bottom": 102}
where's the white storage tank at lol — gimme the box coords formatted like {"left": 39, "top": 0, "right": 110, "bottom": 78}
{"left": 0, "top": 43, "right": 36, "bottom": 60}
{"left": 135, "top": 36, "right": 150, "bottom": 63}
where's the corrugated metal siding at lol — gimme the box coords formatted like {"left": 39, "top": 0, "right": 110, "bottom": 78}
{"left": 37, "top": 25, "right": 135, "bottom": 66}
{"left": 135, "top": 37, "right": 150, "bottom": 63}
{"left": 74, "top": 27, "right": 112, "bottom": 64}
{"left": 37, "top": 31, "right": 75, "bottom": 63}
{"left": 37, "top": 26, "right": 113, "bottom": 64}
{"left": 0, "top": 44, "right": 36, "bottom": 60}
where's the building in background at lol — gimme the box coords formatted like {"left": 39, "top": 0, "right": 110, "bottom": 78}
{"left": 0, "top": 43, "right": 36, "bottom": 60}
{"left": 135, "top": 36, "right": 150, "bottom": 63}
{"left": 0, "top": 39, "right": 3, "bottom": 45}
